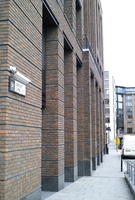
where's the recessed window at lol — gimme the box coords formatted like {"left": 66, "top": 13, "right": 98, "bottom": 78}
{"left": 76, "top": 0, "right": 82, "bottom": 45}
{"left": 127, "top": 128, "right": 132, "bottom": 134}
{"left": 118, "top": 95, "right": 123, "bottom": 102}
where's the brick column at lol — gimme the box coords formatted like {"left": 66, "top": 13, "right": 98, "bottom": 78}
{"left": 89, "top": 0, "right": 97, "bottom": 54}
{"left": 0, "top": 1, "right": 42, "bottom": 200}
{"left": 0, "top": 9, "right": 9, "bottom": 197}
{"left": 91, "top": 76, "right": 97, "bottom": 170}
{"left": 76, "top": 2, "right": 82, "bottom": 45}
{"left": 64, "top": 51, "right": 78, "bottom": 182}
{"left": 82, "top": 51, "right": 92, "bottom": 176}
{"left": 100, "top": 90, "right": 103, "bottom": 162}
{"left": 96, "top": 86, "right": 101, "bottom": 165}
{"left": 42, "top": 27, "right": 64, "bottom": 191}
{"left": 77, "top": 60, "right": 84, "bottom": 176}
{"left": 101, "top": 99, "right": 105, "bottom": 155}
{"left": 103, "top": 101, "right": 106, "bottom": 154}
{"left": 64, "top": 0, "right": 76, "bottom": 34}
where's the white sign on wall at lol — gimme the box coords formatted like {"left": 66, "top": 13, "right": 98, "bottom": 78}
{"left": 9, "top": 78, "right": 26, "bottom": 96}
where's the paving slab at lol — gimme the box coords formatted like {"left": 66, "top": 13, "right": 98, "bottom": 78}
{"left": 42, "top": 143, "right": 134, "bottom": 200}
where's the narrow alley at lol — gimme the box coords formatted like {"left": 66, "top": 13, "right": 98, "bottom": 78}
{"left": 42, "top": 143, "right": 134, "bottom": 200}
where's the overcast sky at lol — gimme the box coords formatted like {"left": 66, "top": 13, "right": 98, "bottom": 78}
{"left": 101, "top": 0, "right": 135, "bottom": 87}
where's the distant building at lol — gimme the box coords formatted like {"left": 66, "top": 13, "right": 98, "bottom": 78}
{"left": 104, "top": 71, "right": 111, "bottom": 143}
{"left": 112, "top": 77, "right": 116, "bottom": 139}
{"left": 116, "top": 86, "right": 135, "bottom": 136}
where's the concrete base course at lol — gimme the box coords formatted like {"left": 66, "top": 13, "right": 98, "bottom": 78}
{"left": 92, "top": 157, "right": 97, "bottom": 170}
{"left": 97, "top": 153, "right": 101, "bottom": 165}
{"left": 20, "top": 188, "right": 41, "bottom": 200}
{"left": 42, "top": 174, "right": 64, "bottom": 192}
{"left": 65, "top": 166, "right": 78, "bottom": 182}
{"left": 78, "top": 160, "right": 92, "bottom": 176}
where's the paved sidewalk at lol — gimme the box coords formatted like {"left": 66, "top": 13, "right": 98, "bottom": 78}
{"left": 42, "top": 143, "right": 134, "bottom": 200}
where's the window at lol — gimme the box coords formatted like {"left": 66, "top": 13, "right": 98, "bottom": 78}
{"left": 105, "top": 99, "right": 109, "bottom": 104}
{"left": 127, "top": 114, "right": 133, "bottom": 119}
{"left": 104, "top": 71, "right": 109, "bottom": 79}
{"left": 118, "top": 102, "right": 122, "bottom": 109}
{"left": 116, "top": 87, "right": 125, "bottom": 94}
{"left": 126, "top": 107, "right": 132, "bottom": 112}
{"left": 125, "top": 88, "right": 135, "bottom": 94}
{"left": 127, "top": 128, "right": 132, "bottom": 134}
{"left": 105, "top": 108, "right": 110, "bottom": 114}
{"left": 125, "top": 95, "right": 132, "bottom": 103}
{"left": 105, "top": 89, "right": 109, "bottom": 96}
{"left": 126, "top": 107, "right": 133, "bottom": 119}
{"left": 126, "top": 102, "right": 132, "bottom": 106}
{"left": 128, "top": 122, "right": 132, "bottom": 125}
{"left": 118, "top": 95, "right": 123, "bottom": 102}
{"left": 105, "top": 117, "right": 110, "bottom": 123}
{"left": 104, "top": 80, "right": 109, "bottom": 87}
{"left": 76, "top": 0, "right": 82, "bottom": 45}
{"left": 126, "top": 96, "right": 133, "bottom": 119}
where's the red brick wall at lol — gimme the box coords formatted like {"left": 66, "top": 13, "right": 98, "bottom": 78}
{"left": 0, "top": 0, "right": 42, "bottom": 199}
{"left": 0, "top": 0, "right": 105, "bottom": 197}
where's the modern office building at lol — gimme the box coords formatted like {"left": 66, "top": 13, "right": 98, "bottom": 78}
{"left": 0, "top": 0, "right": 105, "bottom": 199}
{"left": 116, "top": 86, "right": 135, "bottom": 136}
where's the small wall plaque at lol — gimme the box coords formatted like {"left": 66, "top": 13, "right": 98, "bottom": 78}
{"left": 9, "top": 78, "right": 26, "bottom": 96}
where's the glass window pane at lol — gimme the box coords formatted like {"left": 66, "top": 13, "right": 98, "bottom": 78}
{"left": 118, "top": 95, "right": 122, "bottom": 102}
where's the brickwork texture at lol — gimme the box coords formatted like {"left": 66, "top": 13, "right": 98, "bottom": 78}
{"left": 0, "top": 0, "right": 105, "bottom": 199}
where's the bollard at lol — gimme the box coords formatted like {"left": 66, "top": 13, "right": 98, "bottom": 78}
{"left": 134, "top": 163, "right": 135, "bottom": 185}
{"left": 129, "top": 162, "right": 131, "bottom": 179}
{"left": 127, "top": 161, "right": 129, "bottom": 175}
{"left": 131, "top": 164, "right": 133, "bottom": 183}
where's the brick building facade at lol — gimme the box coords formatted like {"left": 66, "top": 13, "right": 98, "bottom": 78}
{"left": 0, "top": 0, "right": 105, "bottom": 199}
